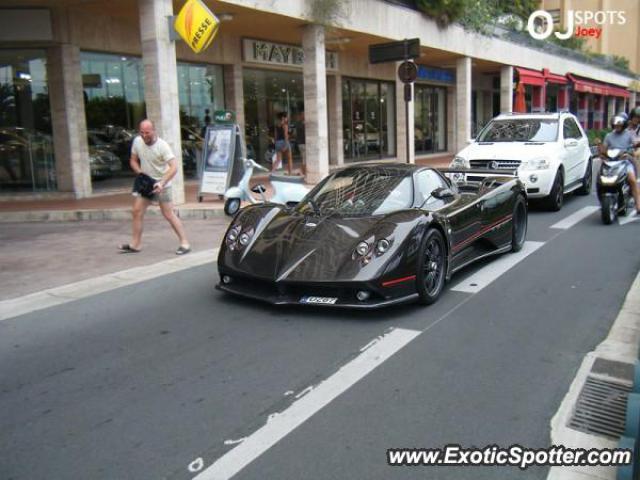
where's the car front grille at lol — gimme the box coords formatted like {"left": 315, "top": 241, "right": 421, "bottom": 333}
{"left": 470, "top": 159, "right": 522, "bottom": 170}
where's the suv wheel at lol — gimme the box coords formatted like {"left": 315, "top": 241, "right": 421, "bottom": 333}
{"left": 544, "top": 169, "right": 564, "bottom": 211}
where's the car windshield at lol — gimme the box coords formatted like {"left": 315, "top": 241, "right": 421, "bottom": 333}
{"left": 297, "top": 168, "right": 414, "bottom": 217}
{"left": 477, "top": 119, "right": 558, "bottom": 142}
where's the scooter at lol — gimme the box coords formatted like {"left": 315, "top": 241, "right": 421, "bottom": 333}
{"left": 223, "top": 158, "right": 309, "bottom": 216}
{"left": 596, "top": 148, "right": 635, "bottom": 225}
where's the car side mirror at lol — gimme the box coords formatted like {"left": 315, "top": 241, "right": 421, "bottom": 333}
{"left": 431, "top": 187, "right": 455, "bottom": 200}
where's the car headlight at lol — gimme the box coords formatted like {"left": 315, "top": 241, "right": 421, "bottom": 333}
{"left": 375, "top": 238, "right": 391, "bottom": 255}
{"left": 239, "top": 228, "right": 254, "bottom": 246}
{"left": 450, "top": 156, "right": 469, "bottom": 169}
{"left": 227, "top": 225, "right": 241, "bottom": 242}
{"left": 227, "top": 225, "right": 254, "bottom": 250}
{"left": 520, "top": 158, "right": 550, "bottom": 171}
{"left": 355, "top": 241, "right": 369, "bottom": 257}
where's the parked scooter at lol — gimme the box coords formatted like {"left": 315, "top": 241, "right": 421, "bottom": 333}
{"left": 596, "top": 148, "right": 635, "bottom": 224}
{"left": 223, "top": 158, "right": 309, "bottom": 216}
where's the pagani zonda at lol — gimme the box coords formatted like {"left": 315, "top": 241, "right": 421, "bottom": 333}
{"left": 216, "top": 163, "right": 527, "bottom": 308}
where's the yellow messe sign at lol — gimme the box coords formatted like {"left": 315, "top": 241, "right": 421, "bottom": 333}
{"left": 174, "top": 0, "right": 220, "bottom": 53}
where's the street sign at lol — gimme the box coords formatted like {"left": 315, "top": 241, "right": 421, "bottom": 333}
{"left": 214, "top": 110, "right": 235, "bottom": 124}
{"left": 398, "top": 61, "right": 417, "bottom": 83}
{"left": 369, "top": 38, "right": 419, "bottom": 64}
{"left": 174, "top": 0, "right": 220, "bottom": 53}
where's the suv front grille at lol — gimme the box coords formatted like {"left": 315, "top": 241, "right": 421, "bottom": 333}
{"left": 470, "top": 159, "right": 521, "bottom": 170}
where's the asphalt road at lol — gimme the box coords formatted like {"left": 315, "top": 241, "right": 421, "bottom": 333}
{"left": 1, "top": 188, "right": 640, "bottom": 480}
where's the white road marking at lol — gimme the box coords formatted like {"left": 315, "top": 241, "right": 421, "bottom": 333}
{"left": 619, "top": 210, "right": 639, "bottom": 226}
{"left": 550, "top": 206, "right": 599, "bottom": 229}
{"left": 0, "top": 249, "right": 218, "bottom": 322}
{"left": 450, "top": 241, "right": 545, "bottom": 294}
{"left": 192, "top": 328, "right": 421, "bottom": 480}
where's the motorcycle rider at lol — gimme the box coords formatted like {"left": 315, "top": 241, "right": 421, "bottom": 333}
{"left": 601, "top": 114, "right": 640, "bottom": 213}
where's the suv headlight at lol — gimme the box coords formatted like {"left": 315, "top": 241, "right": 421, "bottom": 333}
{"left": 520, "top": 158, "right": 550, "bottom": 171}
{"left": 450, "top": 156, "right": 469, "bottom": 169}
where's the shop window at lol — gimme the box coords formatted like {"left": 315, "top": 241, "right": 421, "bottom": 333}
{"left": 81, "top": 52, "right": 224, "bottom": 183}
{"left": 0, "top": 49, "right": 55, "bottom": 192}
{"left": 414, "top": 84, "right": 447, "bottom": 154}
{"left": 243, "top": 68, "right": 304, "bottom": 167}
{"left": 342, "top": 78, "right": 395, "bottom": 162}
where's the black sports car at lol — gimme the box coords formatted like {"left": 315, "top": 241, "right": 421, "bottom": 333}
{"left": 216, "top": 163, "right": 527, "bottom": 308}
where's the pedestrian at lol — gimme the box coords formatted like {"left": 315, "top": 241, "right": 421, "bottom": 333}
{"left": 628, "top": 107, "right": 640, "bottom": 170}
{"left": 118, "top": 119, "right": 191, "bottom": 255}
{"left": 201, "top": 108, "right": 211, "bottom": 137}
{"left": 273, "top": 111, "right": 293, "bottom": 175}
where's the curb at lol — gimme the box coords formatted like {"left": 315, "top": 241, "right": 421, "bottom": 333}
{"left": 0, "top": 207, "right": 228, "bottom": 223}
{"left": 548, "top": 271, "right": 640, "bottom": 480}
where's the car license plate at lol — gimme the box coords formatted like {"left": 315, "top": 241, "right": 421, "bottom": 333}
{"left": 300, "top": 296, "right": 338, "bottom": 305}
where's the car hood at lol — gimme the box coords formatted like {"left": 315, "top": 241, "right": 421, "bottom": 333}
{"left": 457, "top": 141, "right": 557, "bottom": 161}
{"left": 222, "top": 206, "right": 422, "bottom": 283}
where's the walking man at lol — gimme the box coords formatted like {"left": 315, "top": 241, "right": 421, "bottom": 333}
{"left": 119, "top": 119, "right": 191, "bottom": 255}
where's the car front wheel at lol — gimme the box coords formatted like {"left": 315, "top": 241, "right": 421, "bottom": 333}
{"left": 416, "top": 228, "right": 446, "bottom": 305}
{"left": 544, "top": 169, "right": 564, "bottom": 211}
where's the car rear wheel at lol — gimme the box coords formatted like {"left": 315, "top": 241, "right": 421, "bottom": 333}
{"left": 511, "top": 196, "right": 527, "bottom": 252}
{"left": 544, "top": 169, "right": 564, "bottom": 211}
{"left": 416, "top": 228, "right": 446, "bottom": 305}
{"left": 576, "top": 158, "right": 592, "bottom": 195}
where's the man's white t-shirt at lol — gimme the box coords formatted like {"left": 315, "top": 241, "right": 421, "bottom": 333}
{"left": 131, "top": 136, "right": 175, "bottom": 184}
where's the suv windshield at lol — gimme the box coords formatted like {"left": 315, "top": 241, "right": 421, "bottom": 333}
{"left": 477, "top": 119, "right": 558, "bottom": 142}
{"left": 297, "top": 168, "right": 413, "bottom": 217}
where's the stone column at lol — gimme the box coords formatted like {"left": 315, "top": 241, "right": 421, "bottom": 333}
{"left": 223, "top": 64, "right": 245, "bottom": 134}
{"left": 500, "top": 66, "right": 513, "bottom": 113}
{"left": 302, "top": 24, "right": 329, "bottom": 183}
{"left": 327, "top": 74, "right": 343, "bottom": 166}
{"left": 630, "top": 91, "right": 637, "bottom": 109}
{"left": 395, "top": 74, "right": 414, "bottom": 164}
{"left": 48, "top": 44, "right": 92, "bottom": 198}
{"left": 139, "top": 0, "right": 184, "bottom": 204}
{"left": 456, "top": 57, "right": 472, "bottom": 153}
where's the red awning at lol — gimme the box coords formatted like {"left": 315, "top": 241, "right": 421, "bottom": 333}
{"left": 567, "top": 74, "right": 629, "bottom": 98}
{"left": 542, "top": 68, "right": 568, "bottom": 85}
{"left": 515, "top": 67, "right": 545, "bottom": 87}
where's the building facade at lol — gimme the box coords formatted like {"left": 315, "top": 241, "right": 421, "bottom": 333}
{"left": 0, "top": 0, "right": 637, "bottom": 200}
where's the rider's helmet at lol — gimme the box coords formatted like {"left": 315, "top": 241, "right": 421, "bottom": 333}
{"left": 611, "top": 115, "right": 626, "bottom": 129}
{"left": 630, "top": 106, "right": 640, "bottom": 120}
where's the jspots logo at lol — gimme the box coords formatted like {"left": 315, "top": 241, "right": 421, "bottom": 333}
{"left": 527, "top": 10, "right": 626, "bottom": 41}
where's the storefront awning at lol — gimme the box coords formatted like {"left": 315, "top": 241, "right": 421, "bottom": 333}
{"left": 542, "top": 68, "right": 568, "bottom": 85}
{"left": 567, "top": 74, "right": 629, "bottom": 98}
{"left": 515, "top": 67, "right": 544, "bottom": 86}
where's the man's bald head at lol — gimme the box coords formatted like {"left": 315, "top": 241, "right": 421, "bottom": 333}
{"left": 139, "top": 119, "right": 157, "bottom": 145}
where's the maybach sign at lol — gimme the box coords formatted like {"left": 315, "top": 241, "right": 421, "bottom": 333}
{"left": 243, "top": 39, "right": 338, "bottom": 71}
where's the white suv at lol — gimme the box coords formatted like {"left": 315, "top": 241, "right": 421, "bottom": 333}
{"left": 451, "top": 112, "right": 592, "bottom": 210}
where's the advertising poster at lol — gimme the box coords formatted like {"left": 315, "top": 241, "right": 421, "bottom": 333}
{"left": 199, "top": 124, "right": 237, "bottom": 196}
